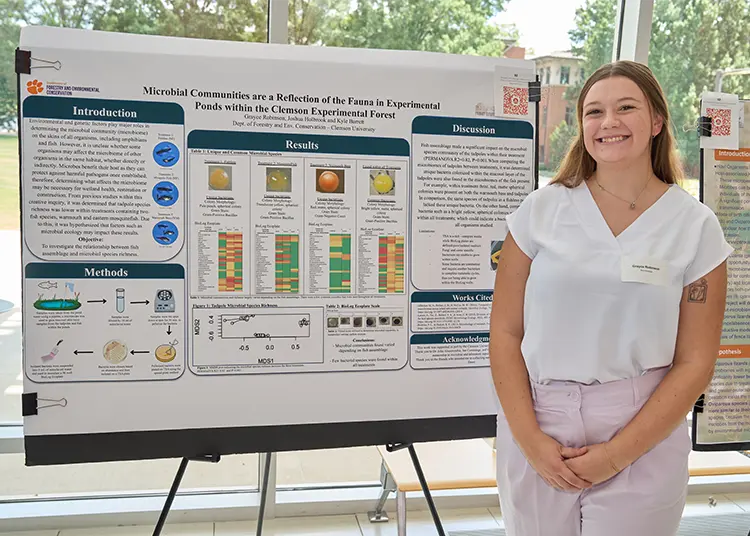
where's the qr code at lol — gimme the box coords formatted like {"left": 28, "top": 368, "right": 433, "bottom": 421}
{"left": 503, "top": 86, "right": 528, "bottom": 116}
{"left": 706, "top": 108, "right": 731, "bottom": 136}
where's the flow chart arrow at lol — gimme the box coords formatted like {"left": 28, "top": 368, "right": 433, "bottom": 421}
{"left": 74, "top": 350, "right": 93, "bottom": 355}
{"left": 167, "top": 325, "right": 172, "bottom": 335}
{"left": 87, "top": 299, "right": 107, "bottom": 304}
{"left": 130, "top": 350, "right": 150, "bottom": 355}
{"left": 130, "top": 300, "right": 150, "bottom": 305}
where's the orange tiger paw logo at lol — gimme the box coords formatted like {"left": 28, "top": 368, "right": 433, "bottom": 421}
{"left": 26, "top": 79, "right": 44, "bottom": 95}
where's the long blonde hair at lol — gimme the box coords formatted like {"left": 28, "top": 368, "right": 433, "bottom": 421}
{"left": 550, "top": 60, "right": 683, "bottom": 187}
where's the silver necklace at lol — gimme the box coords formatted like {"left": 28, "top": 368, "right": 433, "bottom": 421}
{"left": 593, "top": 174, "right": 652, "bottom": 210}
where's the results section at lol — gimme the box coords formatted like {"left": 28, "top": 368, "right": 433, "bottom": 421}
{"left": 188, "top": 131, "right": 410, "bottom": 374}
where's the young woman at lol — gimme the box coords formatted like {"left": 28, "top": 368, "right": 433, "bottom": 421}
{"left": 489, "top": 60, "right": 732, "bottom": 536}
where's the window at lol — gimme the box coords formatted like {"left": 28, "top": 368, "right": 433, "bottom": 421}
{"left": 3, "top": 1, "right": 746, "bottom": 529}
{"left": 565, "top": 105, "right": 575, "bottom": 126}
{"left": 560, "top": 65, "right": 571, "bottom": 85}
{"left": 0, "top": 0, "right": 661, "bottom": 528}
{"left": 276, "top": 0, "right": 620, "bottom": 487}
{"left": 649, "top": 0, "right": 750, "bottom": 199}
{"left": 0, "top": 454, "right": 260, "bottom": 498}
{"left": 0, "top": 0, "right": 268, "bottom": 502}
{"left": 0, "top": 0, "right": 622, "bottom": 509}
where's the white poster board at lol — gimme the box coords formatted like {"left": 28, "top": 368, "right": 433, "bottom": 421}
{"left": 696, "top": 99, "right": 750, "bottom": 450}
{"left": 18, "top": 26, "right": 536, "bottom": 465}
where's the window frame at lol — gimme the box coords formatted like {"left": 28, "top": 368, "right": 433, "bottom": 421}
{"left": 560, "top": 65, "right": 571, "bottom": 85}
{"left": 17, "top": 1, "right": 738, "bottom": 530}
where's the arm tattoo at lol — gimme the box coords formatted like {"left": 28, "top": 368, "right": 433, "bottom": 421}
{"left": 688, "top": 278, "right": 708, "bottom": 303}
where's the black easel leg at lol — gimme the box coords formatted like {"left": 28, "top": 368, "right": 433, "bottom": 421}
{"left": 153, "top": 457, "right": 190, "bottom": 536}
{"left": 407, "top": 445, "right": 445, "bottom": 536}
{"left": 257, "top": 453, "right": 273, "bottom": 536}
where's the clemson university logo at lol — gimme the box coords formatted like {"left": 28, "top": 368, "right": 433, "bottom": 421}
{"left": 26, "top": 79, "right": 44, "bottom": 95}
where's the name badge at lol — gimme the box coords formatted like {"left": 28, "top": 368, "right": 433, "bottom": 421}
{"left": 621, "top": 256, "right": 669, "bottom": 286}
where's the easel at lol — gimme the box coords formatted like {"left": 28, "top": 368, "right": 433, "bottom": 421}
{"left": 151, "top": 446, "right": 439, "bottom": 536}
{"left": 153, "top": 452, "right": 275, "bottom": 536}
{"left": 152, "top": 454, "right": 220, "bottom": 536}
{"left": 385, "top": 443, "right": 446, "bottom": 535}
{"left": 151, "top": 77, "right": 543, "bottom": 536}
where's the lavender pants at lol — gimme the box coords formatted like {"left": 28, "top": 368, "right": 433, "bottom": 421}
{"left": 495, "top": 367, "right": 691, "bottom": 536}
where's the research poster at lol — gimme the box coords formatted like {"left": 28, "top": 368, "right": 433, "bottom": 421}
{"left": 20, "top": 27, "right": 534, "bottom": 446}
{"left": 697, "top": 100, "right": 750, "bottom": 447}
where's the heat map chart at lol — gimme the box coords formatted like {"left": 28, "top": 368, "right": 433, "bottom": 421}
{"left": 379, "top": 236, "right": 404, "bottom": 293}
{"left": 275, "top": 234, "right": 300, "bottom": 293}
{"left": 218, "top": 232, "right": 243, "bottom": 292}
{"left": 329, "top": 234, "right": 351, "bottom": 293}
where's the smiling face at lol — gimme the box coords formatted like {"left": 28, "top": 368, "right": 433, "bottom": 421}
{"left": 581, "top": 76, "right": 663, "bottom": 169}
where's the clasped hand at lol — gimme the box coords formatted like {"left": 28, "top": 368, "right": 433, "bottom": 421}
{"left": 519, "top": 432, "right": 623, "bottom": 492}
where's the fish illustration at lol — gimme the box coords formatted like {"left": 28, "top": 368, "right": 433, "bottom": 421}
{"left": 156, "top": 186, "right": 173, "bottom": 193}
{"left": 38, "top": 281, "right": 57, "bottom": 290}
{"left": 163, "top": 156, "right": 176, "bottom": 164}
{"left": 156, "top": 235, "right": 172, "bottom": 243}
{"left": 162, "top": 230, "right": 175, "bottom": 236}
{"left": 156, "top": 146, "right": 173, "bottom": 155}
{"left": 157, "top": 195, "right": 174, "bottom": 202}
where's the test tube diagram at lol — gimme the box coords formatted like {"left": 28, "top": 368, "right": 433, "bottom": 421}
{"left": 116, "top": 288, "right": 125, "bottom": 313}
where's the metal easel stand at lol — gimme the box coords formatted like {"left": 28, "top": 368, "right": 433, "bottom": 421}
{"left": 256, "top": 452, "right": 276, "bottom": 536}
{"left": 152, "top": 453, "right": 221, "bottom": 536}
{"left": 386, "top": 443, "right": 446, "bottom": 536}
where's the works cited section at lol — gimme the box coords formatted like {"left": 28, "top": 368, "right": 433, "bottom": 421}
{"left": 22, "top": 96, "right": 185, "bottom": 261}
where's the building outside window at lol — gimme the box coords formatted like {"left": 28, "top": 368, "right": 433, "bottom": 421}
{"left": 533, "top": 51, "right": 602, "bottom": 172}
{"left": 560, "top": 65, "right": 571, "bottom": 84}
{"left": 565, "top": 105, "right": 576, "bottom": 126}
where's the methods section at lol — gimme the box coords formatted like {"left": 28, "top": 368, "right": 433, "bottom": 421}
{"left": 24, "top": 262, "right": 185, "bottom": 382}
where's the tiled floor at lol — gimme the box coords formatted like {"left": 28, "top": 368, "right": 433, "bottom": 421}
{"left": 0, "top": 508, "right": 503, "bottom": 536}
{"left": 5, "top": 496, "right": 750, "bottom": 536}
